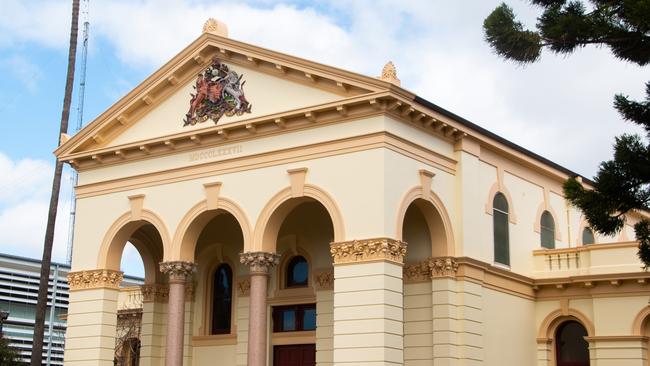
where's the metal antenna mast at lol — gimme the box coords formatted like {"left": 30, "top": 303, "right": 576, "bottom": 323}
{"left": 66, "top": 0, "right": 90, "bottom": 266}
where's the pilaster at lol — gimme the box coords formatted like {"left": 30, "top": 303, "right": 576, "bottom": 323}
{"left": 331, "top": 238, "right": 407, "bottom": 366}
{"left": 64, "top": 269, "right": 124, "bottom": 366}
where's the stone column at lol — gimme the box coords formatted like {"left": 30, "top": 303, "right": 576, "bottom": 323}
{"left": 240, "top": 252, "right": 280, "bottom": 366}
{"left": 64, "top": 269, "right": 124, "bottom": 366}
{"left": 160, "top": 261, "right": 196, "bottom": 366}
{"left": 330, "top": 238, "right": 407, "bottom": 366}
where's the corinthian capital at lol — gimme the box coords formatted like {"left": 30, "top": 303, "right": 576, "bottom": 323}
{"left": 239, "top": 251, "right": 280, "bottom": 274}
{"left": 330, "top": 238, "right": 407, "bottom": 264}
{"left": 159, "top": 261, "right": 196, "bottom": 283}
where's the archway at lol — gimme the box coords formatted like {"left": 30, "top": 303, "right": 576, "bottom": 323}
{"left": 398, "top": 194, "right": 453, "bottom": 261}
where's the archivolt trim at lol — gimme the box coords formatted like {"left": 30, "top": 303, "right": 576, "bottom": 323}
{"left": 97, "top": 209, "right": 171, "bottom": 272}
{"left": 395, "top": 186, "right": 455, "bottom": 257}
{"left": 171, "top": 197, "right": 252, "bottom": 262}
{"left": 253, "top": 184, "right": 345, "bottom": 252}
{"left": 538, "top": 308, "right": 595, "bottom": 339}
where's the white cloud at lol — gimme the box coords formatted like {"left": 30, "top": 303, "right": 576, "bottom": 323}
{"left": 0, "top": 153, "right": 71, "bottom": 264}
{"left": 0, "top": 55, "right": 43, "bottom": 93}
{"left": 0, "top": 0, "right": 71, "bottom": 48}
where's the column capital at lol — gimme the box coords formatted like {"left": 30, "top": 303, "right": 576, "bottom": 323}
{"left": 239, "top": 251, "right": 280, "bottom": 274}
{"left": 67, "top": 269, "right": 124, "bottom": 290}
{"left": 159, "top": 261, "right": 196, "bottom": 283}
{"left": 330, "top": 237, "right": 407, "bottom": 265}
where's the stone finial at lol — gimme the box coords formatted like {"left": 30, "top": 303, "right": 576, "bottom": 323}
{"left": 379, "top": 61, "right": 400, "bottom": 86}
{"left": 202, "top": 18, "right": 228, "bottom": 37}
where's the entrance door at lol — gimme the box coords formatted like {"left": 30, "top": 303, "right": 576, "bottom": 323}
{"left": 273, "top": 344, "right": 315, "bottom": 366}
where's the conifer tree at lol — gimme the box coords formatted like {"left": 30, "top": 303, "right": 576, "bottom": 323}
{"left": 483, "top": 1, "right": 650, "bottom": 265}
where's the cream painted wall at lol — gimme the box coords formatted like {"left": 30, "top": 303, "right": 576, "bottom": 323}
{"left": 107, "top": 62, "right": 342, "bottom": 148}
{"left": 482, "top": 288, "right": 536, "bottom": 365}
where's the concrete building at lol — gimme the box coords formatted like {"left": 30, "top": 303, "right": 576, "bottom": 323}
{"left": 56, "top": 19, "right": 650, "bottom": 366}
{"left": 0, "top": 254, "right": 68, "bottom": 365}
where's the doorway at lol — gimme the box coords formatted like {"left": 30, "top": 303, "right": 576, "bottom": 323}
{"left": 273, "top": 344, "right": 315, "bottom": 366}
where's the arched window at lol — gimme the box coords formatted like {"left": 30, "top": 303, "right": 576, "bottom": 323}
{"left": 493, "top": 193, "right": 510, "bottom": 266}
{"left": 286, "top": 256, "right": 308, "bottom": 288}
{"left": 556, "top": 320, "right": 590, "bottom": 366}
{"left": 211, "top": 263, "right": 232, "bottom": 334}
{"left": 540, "top": 211, "right": 555, "bottom": 249}
{"left": 582, "top": 227, "right": 595, "bottom": 245}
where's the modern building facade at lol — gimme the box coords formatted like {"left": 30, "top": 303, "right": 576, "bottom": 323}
{"left": 56, "top": 19, "right": 650, "bottom": 366}
{"left": 0, "top": 253, "right": 69, "bottom": 365}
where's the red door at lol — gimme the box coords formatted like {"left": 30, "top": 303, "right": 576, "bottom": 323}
{"left": 273, "top": 344, "right": 315, "bottom": 366}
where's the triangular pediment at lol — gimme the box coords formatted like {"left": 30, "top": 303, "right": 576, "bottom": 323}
{"left": 56, "top": 32, "right": 394, "bottom": 159}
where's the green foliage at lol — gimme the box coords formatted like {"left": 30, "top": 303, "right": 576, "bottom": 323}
{"left": 0, "top": 336, "right": 18, "bottom": 365}
{"left": 484, "top": 1, "right": 650, "bottom": 266}
{"left": 484, "top": 1, "right": 650, "bottom": 65}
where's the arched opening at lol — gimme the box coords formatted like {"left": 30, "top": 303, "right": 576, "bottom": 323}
{"left": 402, "top": 198, "right": 449, "bottom": 262}
{"left": 541, "top": 210, "right": 555, "bottom": 249}
{"left": 191, "top": 210, "right": 244, "bottom": 336}
{"left": 269, "top": 198, "right": 334, "bottom": 365}
{"left": 555, "top": 320, "right": 590, "bottom": 366}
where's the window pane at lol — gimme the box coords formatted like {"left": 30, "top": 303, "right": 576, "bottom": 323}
{"left": 287, "top": 256, "right": 308, "bottom": 287}
{"left": 281, "top": 309, "right": 297, "bottom": 331}
{"left": 302, "top": 307, "right": 316, "bottom": 331}
{"left": 212, "top": 264, "right": 232, "bottom": 334}
{"left": 582, "top": 227, "right": 595, "bottom": 245}
{"left": 493, "top": 193, "right": 508, "bottom": 212}
{"left": 493, "top": 210, "right": 509, "bottom": 265}
{"left": 541, "top": 211, "right": 555, "bottom": 249}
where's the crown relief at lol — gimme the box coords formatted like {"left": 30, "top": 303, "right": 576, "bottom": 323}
{"left": 202, "top": 18, "right": 228, "bottom": 37}
{"left": 240, "top": 251, "right": 280, "bottom": 273}
{"left": 403, "top": 256, "right": 460, "bottom": 282}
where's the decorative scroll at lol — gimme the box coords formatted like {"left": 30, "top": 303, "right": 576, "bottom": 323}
{"left": 239, "top": 252, "right": 280, "bottom": 273}
{"left": 159, "top": 261, "right": 197, "bottom": 282}
{"left": 141, "top": 284, "right": 169, "bottom": 303}
{"left": 314, "top": 270, "right": 334, "bottom": 290}
{"left": 403, "top": 256, "right": 460, "bottom": 282}
{"left": 184, "top": 57, "right": 252, "bottom": 126}
{"left": 330, "top": 238, "right": 407, "bottom": 264}
{"left": 237, "top": 277, "right": 251, "bottom": 296}
{"left": 67, "top": 269, "right": 124, "bottom": 290}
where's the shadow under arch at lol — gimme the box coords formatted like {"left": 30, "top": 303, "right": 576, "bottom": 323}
{"left": 395, "top": 187, "right": 455, "bottom": 257}
{"left": 97, "top": 210, "right": 171, "bottom": 284}
{"left": 172, "top": 198, "right": 252, "bottom": 262}
{"left": 253, "top": 184, "right": 345, "bottom": 253}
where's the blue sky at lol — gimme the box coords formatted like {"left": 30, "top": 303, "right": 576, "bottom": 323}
{"left": 0, "top": 0, "right": 646, "bottom": 277}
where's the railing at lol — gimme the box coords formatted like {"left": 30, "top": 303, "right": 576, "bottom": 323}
{"left": 532, "top": 241, "right": 643, "bottom": 278}
{"left": 118, "top": 286, "right": 143, "bottom": 310}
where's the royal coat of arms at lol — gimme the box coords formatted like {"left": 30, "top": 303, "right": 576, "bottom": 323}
{"left": 183, "top": 58, "right": 252, "bottom": 126}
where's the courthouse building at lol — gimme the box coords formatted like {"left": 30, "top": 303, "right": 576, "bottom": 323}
{"left": 57, "top": 19, "right": 650, "bottom": 366}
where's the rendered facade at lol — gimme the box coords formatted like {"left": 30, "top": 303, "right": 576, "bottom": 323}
{"left": 57, "top": 19, "right": 650, "bottom": 366}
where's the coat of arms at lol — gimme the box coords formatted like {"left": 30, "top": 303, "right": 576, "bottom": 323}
{"left": 184, "top": 58, "right": 252, "bottom": 126}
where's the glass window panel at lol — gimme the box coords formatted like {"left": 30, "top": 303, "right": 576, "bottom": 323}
{"left": 281, "top": 309, "right": 297, "bottom": 331}
{"left": 493, "top": 210, "right": 509, "bottom": 265}
{"left": 287, "top": 256, "right": 308, "bottom": 287}
{"left": 302, "top": 307, "right": 316, "bottom": 331}
{"left": 541, "top": 211, "right": 555, "bottom": 249}
{"left": 212, "top": 264, "right": 232, "bottom": 334}
{"left": 582, "top": 227, "right": 595, "bottom": 245}
{"left": 493, "top": 193, "right": 509, "bottom": 212}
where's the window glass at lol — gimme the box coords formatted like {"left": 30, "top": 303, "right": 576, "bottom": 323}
{"left": 211, "top": 264, "right": 232, "bottom": 334}
{"left": 273, "top": 304, "right": 316, "bottom": 332}
{"left": 493, "top": 193, "right": 510, "bottom": 266}
{"left": 287, "top": 256, "right": 308, "bottom": 287}
{"left": 556, "top": 321, "right": 590, "bottom": 366}
{"left": 540, "top": 211, "right": 555, "bottom": 249}
{"left": 582, "top": 227, "right": 595, "bottom": 245}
